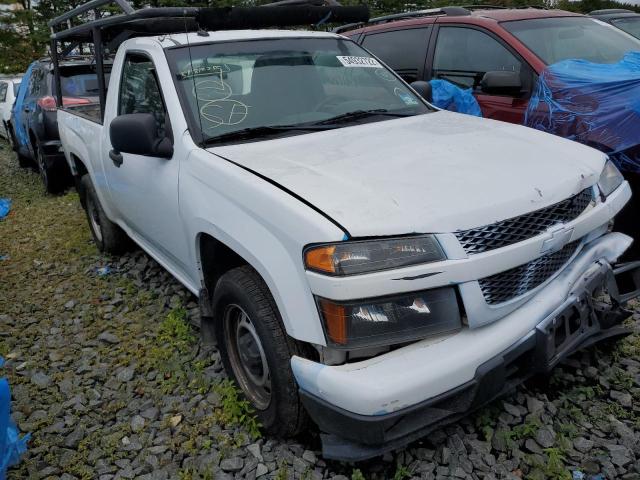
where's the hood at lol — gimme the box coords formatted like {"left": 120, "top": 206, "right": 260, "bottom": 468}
{"left": 208, "top": 111, "right": 606, "bottom": 237}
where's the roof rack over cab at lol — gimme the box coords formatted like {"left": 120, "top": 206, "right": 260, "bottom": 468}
{"left": 49, "top": 0, "right": 369, "bottom": 122}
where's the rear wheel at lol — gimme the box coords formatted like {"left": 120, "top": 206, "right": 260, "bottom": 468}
{"left": 36, "top": 143, "right": 65, "bottom": 194}
{"left": 213, "top": 266, "right": 308, "bottom": 437}
{"left": 79, "top": 175, "right": 130, "bottom": 254}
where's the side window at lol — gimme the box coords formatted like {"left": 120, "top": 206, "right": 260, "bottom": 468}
{"left": 0, "top": 83, "right": 7, "bottom": 103}
{"left": 362, "top": 28, "right": 431, "bottom": 83}
{"left": 433, "top": 27, "right": 522, "bottom": 91}
{"left": 27, "top": 69, "right": 44, "bottom": 98}
{"left": 119, "top": 53, "right": 166, "bottom": 138}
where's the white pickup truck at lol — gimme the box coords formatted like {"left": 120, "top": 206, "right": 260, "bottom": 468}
{"left": 56, "top": 23, "right": 640, "bottom": 460}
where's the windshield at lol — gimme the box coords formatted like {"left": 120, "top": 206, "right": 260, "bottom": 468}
{"left": 613, "top": 17, "right": 640, "bottom": 39}
{"left": 502, "top": 17, "right": 640, "bottom": 65}
{"left": 166, "top": 37, "right": 430, "bottom": 144}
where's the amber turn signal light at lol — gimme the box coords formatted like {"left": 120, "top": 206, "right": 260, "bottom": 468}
{"left": 304, "top": 245, "right": 336, "bottom": 274}
{"left": 318, "top": 299, "right": 348, "bottom": 345}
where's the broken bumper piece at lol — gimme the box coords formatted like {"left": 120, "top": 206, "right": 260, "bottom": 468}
{"left": 291, "top": 233, "right": 640, "bottom": 462}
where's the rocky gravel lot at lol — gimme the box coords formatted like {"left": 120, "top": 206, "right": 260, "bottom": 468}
{"left": 1, "top": 141, "right": 640, "bottom": 480}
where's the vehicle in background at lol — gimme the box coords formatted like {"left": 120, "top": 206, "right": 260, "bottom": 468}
{"left": 0, "top": 76, "right": 22, "bottom": 141}
{"left": 590, "top": 9, "right": 640, "bottom": 39}
{"left": 10, "top": 57, "right": 105, "bottom": 193}
{"left": 340, "top": 7, "right": 640, "bottom": 123}
{"left": 341, "top": 7, "right": 640, "bottom": 260}
{"left": 55, "top": 1, "right": 640, "bottom": 461}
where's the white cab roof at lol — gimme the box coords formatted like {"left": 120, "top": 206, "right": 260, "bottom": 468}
{"left": 156, "top": 29, "right": 341, "bottom": 48}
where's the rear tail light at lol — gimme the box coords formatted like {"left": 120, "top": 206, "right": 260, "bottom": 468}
{"left": 37, "top": 96, "right": 57, "bottom": 112}
{"left": 37, "top": 96, "right": 91, "bottom": 112}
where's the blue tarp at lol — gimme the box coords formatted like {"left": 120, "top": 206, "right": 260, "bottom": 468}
{"left": 0, "top": 359, "right": 29, "bottom": 480}
{"left": 430, "top": 79, "right": 483, "bottom": 117}
{"left": 0, "top": 199, "right": 10, "bottom": 220}
{"left": 525, "top": 51, "right": 640, "bottom": 174}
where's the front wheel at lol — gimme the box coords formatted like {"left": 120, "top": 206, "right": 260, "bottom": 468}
{"left": 213, "top": 266, "right": 308, "bottom": 437}
{"left": 79, "top": 175, "right": 130, "bottom": 255}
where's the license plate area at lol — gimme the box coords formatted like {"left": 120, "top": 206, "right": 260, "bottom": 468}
{"left": 536, "top": 295, "right": 599, "bottom": 369}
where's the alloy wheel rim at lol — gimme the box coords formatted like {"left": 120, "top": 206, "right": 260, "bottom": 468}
{"left": 224, "top": 304, "right": 271, "bottom": 410}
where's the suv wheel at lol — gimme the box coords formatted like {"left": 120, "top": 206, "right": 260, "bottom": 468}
{"left": 213, "top": 265, "right": 308, "bottom": 437}
{"left": 35, "top": 143, "right": 65, "bottom": 194}
{"left": 79, "top": 175, "right": 130, "bottom": 254}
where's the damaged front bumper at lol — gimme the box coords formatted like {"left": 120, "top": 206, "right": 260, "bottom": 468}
{"left": 291, "top": 233, "right": 640, "bottom": 461}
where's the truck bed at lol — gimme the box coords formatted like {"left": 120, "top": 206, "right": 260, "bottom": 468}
{"left": 62, "top": 103, "right": 102, "bottom": 124}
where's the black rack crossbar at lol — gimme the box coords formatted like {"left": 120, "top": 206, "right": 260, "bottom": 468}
{"left": 51, "top": 6, "right": 199, "bottom": 40}
{"left": 49, "top": 0, "right": 133, "bottom": 28}
{"left": 50, "top": 0, "right": 369, "bottom": 41}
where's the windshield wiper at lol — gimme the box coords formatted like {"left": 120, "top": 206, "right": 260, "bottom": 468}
{"left": 310, "top": 109, "right": 415, "bottom": 126}
{"left": 203, "top": 124, "right": 334, "bottom": 146}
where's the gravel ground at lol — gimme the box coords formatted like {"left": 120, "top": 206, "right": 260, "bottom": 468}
{"left": 1, "top": 141, "right": 640, "bottom": 480}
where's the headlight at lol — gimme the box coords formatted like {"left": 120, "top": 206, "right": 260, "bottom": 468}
{"left": 598, "top": 160, "right": 624, "bottom": 198}
{"left": 304, "top": 235, "right": 445, "bottom": 276}
{"left": 317, "top": 288, "right": 462, "bottom": 349}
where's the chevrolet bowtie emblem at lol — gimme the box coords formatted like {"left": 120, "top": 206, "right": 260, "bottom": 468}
{"left": 541, "top": 224, "right": 574, "bottom": 254}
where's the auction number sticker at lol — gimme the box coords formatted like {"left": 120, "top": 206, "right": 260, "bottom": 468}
{"left": 336, "top": 56, "right": 383, "bottom": 68}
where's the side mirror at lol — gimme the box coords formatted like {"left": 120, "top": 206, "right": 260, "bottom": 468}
{"left": 410, "top": 80, "right": 433, "bottom": 103}
{"left": 480, "top": 71, "right": 522, "bottom": 95}
{"left": 110, "top": 113, "right": 173, "bottom": 158}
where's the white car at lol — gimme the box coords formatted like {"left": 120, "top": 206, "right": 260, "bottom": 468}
{"left": 56, "top": 27, "right": 640, "bottom": 460}
{"left": 0, "top": 76, "right": 22, "bottom": 140}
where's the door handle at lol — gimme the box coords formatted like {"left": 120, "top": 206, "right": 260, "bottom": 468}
{"left": 109, "top": 149, "right": 123, "bottom": 167}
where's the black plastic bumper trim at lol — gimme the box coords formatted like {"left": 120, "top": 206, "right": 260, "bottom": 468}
{"left": 301, "top": 262, "right": 640, "bottom": 461}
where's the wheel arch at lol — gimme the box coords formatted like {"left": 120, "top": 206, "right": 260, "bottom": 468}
{"left": 69, "top": 152, "right": 89, "bottom": 178}
{"left": 198, "top": 232, "right": 249, "bottom": 297}
{"left": 193, "top": 226, "right": 326, "bottom": 348}
{"left": 69, "top": 153, "right": 90, "bottom": 206}
{"left": 196, "top": 232, "right": 252, "bottom": 344}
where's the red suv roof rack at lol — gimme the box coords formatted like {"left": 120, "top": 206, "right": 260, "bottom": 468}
{"left": 334, "top": 6, "right": 470, "bottom": 34}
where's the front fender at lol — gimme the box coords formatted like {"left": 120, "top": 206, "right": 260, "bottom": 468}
{"left": 181, "top": 148, "right": 345, "bottom": 345}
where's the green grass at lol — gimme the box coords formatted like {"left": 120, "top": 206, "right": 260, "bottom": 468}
{"left": 0, "top": 144, "right": 261, "bottom": 477}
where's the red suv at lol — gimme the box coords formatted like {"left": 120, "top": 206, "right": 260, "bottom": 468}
{"left": 339, "top": 7, "right": 640, "bottom": 123}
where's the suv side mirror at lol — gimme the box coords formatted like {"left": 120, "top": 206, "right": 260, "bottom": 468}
{"left": 410, "top": 81, "right": 433, "bottom": 103}
{"left": 110, "top": 113, "right": 173, "bottom": 159}
{"left": 480, "top": 71, "right": 522, "bottom": 95}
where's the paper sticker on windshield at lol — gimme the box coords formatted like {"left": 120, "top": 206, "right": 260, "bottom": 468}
{"left": 177, "top": 64, "right": 230, "bottom": 80}
{"left": 336, "top": 56, "right": 383, "bottom": 68}
{"left": 398, "top": 91, "right": 419, "bottom": 106}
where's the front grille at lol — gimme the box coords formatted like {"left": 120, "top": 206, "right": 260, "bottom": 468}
{"left": 455, "top": 188, "right": 593, "bottom": 255}
{"left": 479, "top": 241, "right": 580, "bottom": 305}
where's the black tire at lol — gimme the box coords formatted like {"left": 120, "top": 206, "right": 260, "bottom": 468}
{"left": 79, "top": 175, "right": 130, "bottom": 254}
{"left": 35, "top": 143, "right": 66, "bottom": 194}
{"left": 213, "top": 265, "right": 308, "bottom": 437}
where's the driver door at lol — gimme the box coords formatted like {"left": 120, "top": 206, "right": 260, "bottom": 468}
{"left": 429, "top": 25, "right": 533, "bottom": 123}
{"left": 103, "top": 51, "right": 190, "bottom": 277}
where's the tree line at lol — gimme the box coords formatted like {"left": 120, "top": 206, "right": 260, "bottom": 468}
{"left": 1, "top": 0, "right": 639, "bottom": 74}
